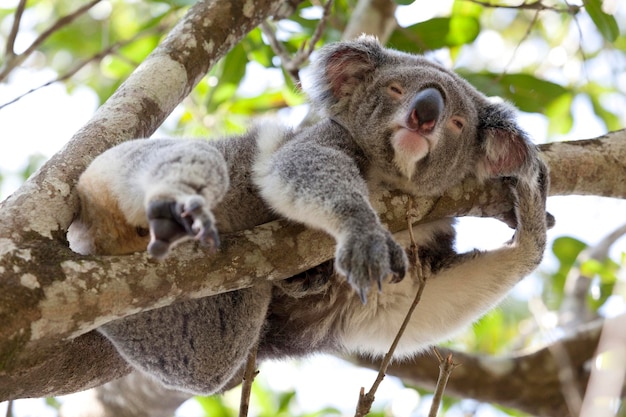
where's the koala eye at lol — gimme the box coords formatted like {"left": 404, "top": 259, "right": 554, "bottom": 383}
{"left": 136, "top": 226, "right": 150, "bottom": 237}
{"left": 388, "top": 84, "right": 404, "bottom": 97}
{"left": 451, "top": 117, "right": 465, "bottom": 130}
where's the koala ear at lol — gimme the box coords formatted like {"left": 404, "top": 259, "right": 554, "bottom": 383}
{"left": 475, "top": 102, "right": 537, "bottom": 182}
{"left": 308, "top": 36, "right": 383, "bottom": 108}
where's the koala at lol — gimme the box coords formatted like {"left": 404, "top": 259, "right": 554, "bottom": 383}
{"left": 68, "top": 36, "right": 549, "bottom": 395}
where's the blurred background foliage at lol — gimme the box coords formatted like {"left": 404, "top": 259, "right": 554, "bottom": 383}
{"left": 1, "top": 0, "right": 625, "bottom": 416}
{"left": 2, "top": 0, "right": 624, "bottom": 138}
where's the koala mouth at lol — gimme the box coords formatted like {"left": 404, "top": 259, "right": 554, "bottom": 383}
{"left": 391, "top": 127, "right": 433, "bottom": 179}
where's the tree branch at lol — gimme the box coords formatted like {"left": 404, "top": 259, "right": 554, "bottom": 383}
{"left": 4, "top": 0, "right": 26, "bottom": 61}
{"left": 1, "top": 130, "right": 624, "bottom": 400}
{"left": 341, "top": 0, "right": 397, "bottom": 42}
{"left": 0, "top": 0, "right": 103, "bottom": 82}
{"left": 0, "top": 0, "right": 306, "bottom": 401}
{"left": 0, "top": 21, "right": 174, "bottom": 110}
{"left": 466, "top": 0, "right": 581, "bottom": 14}
{"left": 0, "top": 0, "right": 303, "bottom": 245}
{"left": 353, "top": 315, "right": 616, "bottom": 417}
{"left": 541, "top": 130, "right": 626, "bottom": 198}
{"left": 0, "top": 0, "right": 624, "bottom": 403}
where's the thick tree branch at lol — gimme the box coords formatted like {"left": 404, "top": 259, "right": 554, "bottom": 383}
{"left": 0, "top": 0, "right": 305, "bottom": 401}
{"left": 1, "top": 131, "right": 624, "bottom": 400}
{"left": 541, "top": 130, "right": 626, "bottom": 198}
{"left": 0, "top": 0, "right": 302, "bottom": 244}
{"left": 354, "top": 315, "right": 616, "bottom": 417}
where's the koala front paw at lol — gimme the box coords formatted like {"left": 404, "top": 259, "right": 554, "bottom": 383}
{"left": 146, "top": 195, "right": 219, "bottom": 259}
{"left": 335, "top": 229, "right": 407, "bottom": 302}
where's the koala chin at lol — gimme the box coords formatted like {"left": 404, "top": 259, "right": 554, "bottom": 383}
{"left": 69, "top": 36, "right": 549, "bottom": 395}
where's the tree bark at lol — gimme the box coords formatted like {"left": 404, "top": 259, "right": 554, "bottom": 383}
{"left": 353, "top": 315, "right": 617, "bottom": 417}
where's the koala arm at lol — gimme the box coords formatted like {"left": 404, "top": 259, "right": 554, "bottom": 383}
{"left": 253, "top": 121, "right": 407, "bottom": 301}
{"left": 339, "top": 159, "right": 550, "bottom": 358}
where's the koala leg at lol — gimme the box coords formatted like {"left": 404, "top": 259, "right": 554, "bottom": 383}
{"left": 69, "top": 139, "right": 229, "bottom": 257}
{"left": 99, "top": 283, "right": 272, "bottom": 395}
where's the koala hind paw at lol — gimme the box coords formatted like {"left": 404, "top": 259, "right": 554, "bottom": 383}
{"left": 146, "top": 195, "right": 219, "bottom": 259}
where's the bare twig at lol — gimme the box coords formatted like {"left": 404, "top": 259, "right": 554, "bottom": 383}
{"left": 4, "top": 400, "right": 13, "bottom": 417}
{"left": 0, "top": 0, "right": 102, "bottom": 82}
{"left": 495, "top": 9, "right": 540, "bottom": 80}
{"left": 239, "top": 343, "right": 259, "bottom": 417}
{"left": 0, "top": 22, "right": 171, "bottom": 110}
{"left": 567, "top": 2, "right": 590, "bottom": 82}
{"left": 529, "top": 298, "right": 583, "bottom": 416}
{"left": 560, "top": 221, "right": 626, "bottom": 327}
{"left": 429, "top": 348, "right": 460, "bottom": 417}
{"left": 466, "top": 0, "right": 580, "bottom": 14}
{"left": 354, "top": 199, "right": 428, "bottom": 417}
{"left": 4, "top": 0, "right": 27, "bottom": 60}
{"left": 261, "top": 0, "right": 333, "bottom": 84}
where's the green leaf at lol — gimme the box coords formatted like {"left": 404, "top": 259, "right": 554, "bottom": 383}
{"left": 471, "top": 308, "right": 519, "bottom": 353}
{"left": 588, "top": 94, "right": 622, "bottom": 131}
{"left": 553, "top": 237, "right": 587, "bottom": 266}
{"left": 389, "top": 16, "right": 480, "bottom": 52}
{"left": 219, "top": 43, "right": 249, "bottom": 87}
{"left": 394, "top": 0, "right": 415, "bottom": 5}
{"left": 195, "top": 395, "right": 235, "bottom": 417}
{"left": 543, "top": 237, "right": 588, "bottom": 309}
{"left": 460, "top": 72, "right": 569, "bottom": 113}
{"left": 545, "top": 93, "right": 574, "bottom": 135}
{"left": 584, "top": 0, "right": 619, "bottom": 42}
{"left": 451, "top": 0, "right": 483, "bottom": 17}
{"left": 581, "top": 258, "right": 619, "bottom": 284}
{"left": 22, "top": 154, "right": 46, "bottom": 181}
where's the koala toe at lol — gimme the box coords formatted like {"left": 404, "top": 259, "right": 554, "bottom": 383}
{"left": 386, "top": 233, "right": 408, "bottom": 283}
{"left": 146, "top": 196, "right": 219, "bottom": 259}
{"left": 336, "top": 228, "right": 405, "bottom": 302}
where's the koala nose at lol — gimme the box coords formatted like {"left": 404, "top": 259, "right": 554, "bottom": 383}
{"left": 409, "top": 88, "right": 444, "bottom": 133}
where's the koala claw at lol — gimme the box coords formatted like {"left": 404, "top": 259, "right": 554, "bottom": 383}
{"left": 336, "top": 229, "right": 408, "bottom": 303}
{"left": 180, "top": 198, "right": 220, "bottom": 248}
{"left": 146, "top": 196, "right": 219, "bottom": 259}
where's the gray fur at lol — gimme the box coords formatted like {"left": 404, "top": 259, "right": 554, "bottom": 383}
{"left": 69, "top": 37, "right": 548, "bottom": 395}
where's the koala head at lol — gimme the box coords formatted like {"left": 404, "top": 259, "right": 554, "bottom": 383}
{"left": 307, "top": 36, "right": 538, "bottom": 196}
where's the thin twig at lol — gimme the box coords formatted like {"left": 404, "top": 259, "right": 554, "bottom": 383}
{"left": 238, "top": 343, "right": 259, "bottom": 417}
{"left": 354, "top": 198, "right": 428, "bottom": 417}
{"left": 261, "top": 0, "right": 333, "bottom": 85}
{"left": 566, "top": 0, "right": 590, "bottom": 83}
{"left": 5, "top": 0, "right": 27, "bottom": 60}
{"left": 529, "top": 298, "right": 583, "bottom": 416}
{"left": 466, "top": 0, "right": 580, "bottom": 14}
{"left": 4, "top": 400, "right": 13, "bottom": 417}
{"left": 0, "top": 22, "right": 170, "bottom": 110}
{"left": 0, "top": 0, "right": 102, "bottom": 81}
{"left": 495, "top": 9, "right": 540, "bottom": 81}
{"left": 428, "top": 348, "right": 460, "bottom": 417}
